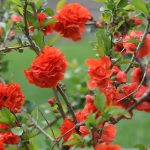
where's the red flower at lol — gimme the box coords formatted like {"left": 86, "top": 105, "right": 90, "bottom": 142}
{"left": 131, "top": 67, "right": 143, "bottom": 83}
{"left": 11, "top": 14, "right": 22, "bottom": 22}
{"left": 24, "top": 46, "right": 67, "bottom": 88}
{"left": 55, "top": 22, "right": 82, "bottom": 41}
{"left": 0, "top": 83, "right": 25, "bottom": 113}
{"left": 116, "top": 71, "right": 127, "bottom": 83}
{"left": 81, "top": 95, "right": 98, "bottom": 118}
{"left": 0, "top": 140, "right": 5, "bottom": 150}
{"left": 94, "top": 144, "right": 122, "bottom": 150}
{"left": 135, "top": 86, "right": 150, "bottom": 112}
{"left": 55, "top": 3, "right": 91, "bottom": 41}
{"left": 37, "top": 12, "right": 54, "bottom": 35}
{"left": 0, "top": 123, "right": 20, "bottom": 148}
{"left": 123, "top": 31, "right": 150, "bottom": 58}
{"left": 86, "top": 56, "right": 112, "bottom": 89}
{"left": 131, "top": 16, "right": 142, "bottom": 25}
{"left": 0, "top": 27, "right": 2, "bottom": 37}
{"left": 1, "top": 132, "right": 19, "bottom": 145}
{"left": 60, "top": 118, "right": 76, "bottom": 141}
{"left": 29, "top": 12, "right": 55, "bottom": 35}
{"left": 101, "top": 123, "right": 116, "bottom": 143}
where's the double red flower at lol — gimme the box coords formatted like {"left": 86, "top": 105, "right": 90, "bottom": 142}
{"left": 24, "top": 46, "right": 67, "bottom": 88}
{"left": 54, "top": 3, "right": 91, "bottom": 41}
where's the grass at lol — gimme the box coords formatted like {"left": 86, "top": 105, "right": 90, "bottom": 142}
{"left": 3, "top": 33, "right": 150, "bottom": 148}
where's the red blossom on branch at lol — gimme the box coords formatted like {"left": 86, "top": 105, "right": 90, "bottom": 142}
{"left": 94, "top": 144, "right": 122, "bottom": 150}
{"left": 54, "top": 3, "right": 91, "bottom": 41}
{"left": 11, "top": 14, "right": 22, "bottom": 22}
{"left": 24, "top": 46, "right": 68, "bottom": 88}
{"left": 0, "top": 83, "right": 25, "bottom": 113}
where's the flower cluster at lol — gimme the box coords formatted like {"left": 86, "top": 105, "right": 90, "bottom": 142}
{"left": 114, "top": 31, "right": 150, "bottom": 58}
{"left": 0, "top": 83, "right": 24, "bottom": 149}
{"left": 29, "top": 12, "right": 55, "bottom": 35}
{"left": 86, "top": 54, "right": 150, "bottom": 112}
{"left": 60, "top": 95, "right": 117, "bottom": 149}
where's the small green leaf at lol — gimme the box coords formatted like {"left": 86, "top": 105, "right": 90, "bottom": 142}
{"left": 94, "top": 93, "right": 106, "bottom": 111}
{"left": 0, "top": 107, "right": 16, "bottom": 124}
{"left": 132, "top": 0, "right": 149, "bottom": 16}
{"left": 44, "top": 8, "right": 54, "bottom": 16}
{"left": 65, "top": 133, "right": 84, "bottom": 146}
{"left": 32, "top": 30, "right": 45, "bottom": 49}
{"left": 23, "top": 100, "right": 36, "bottom": 114}
{"left": 116, "top": 0, "right": 128, "bottom": 8}
{"left": 22, "top": 129, "right": 37, "bottom": 140}
{"left": 102, "top": 11, "right": 112, "bottom": 24}
{"left": 11, "top": 0, "right": 21, "bottom": 6}
{"left": 47, "top": 35, "right": 61, "bottom": 46}
{"left": 43, "top": 18, "right": 57, "bottom": 27}
{"left": 96, "top": 29, "right": 111, "bottom": 56}
{"left": 94, "top": 0, "right": 106, "bottom": 2}
{"left": 135, "top": 144, "right": 148, "bottom": 150}
{"left": 26, "top": 11, "right": 35, "bottom": 22}
{"left": 125, "top": 38, "right": 140, "bottom": 44}
{"left": 103, "top": 106, "right": 131, "bottom": 120}
{"left": 11, "top": 127, "right": 23, "bottom": 136}
{"left": 56, "top": 0, "right": 66, "bottom": 10}
{"left": 124, "top": 4, "right": 135, "bottom": 11}
{"left": 85, "top": 113, "right": 96, "bottom": 129}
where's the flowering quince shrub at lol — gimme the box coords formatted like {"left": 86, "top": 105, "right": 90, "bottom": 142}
{"left": 0, "top": 0, "right": 150, "bottom": 150}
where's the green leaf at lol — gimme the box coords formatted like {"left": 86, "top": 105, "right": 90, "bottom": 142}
{"left": 56, "top": 0, "right": 66, "bottom": 10}
{"left": 22, "top": 129, "right": 37, "bottom": 140}
{"left": 26, "top": 11, "right": 35, "bottom": 22}
{"left": 44, "top": 8, "right": 54, "bottom": 16}
{"left": 116, "top": 0, "right": 128, "bottom": 8}
{"left": 0, "top": 107, "right": 16, "bottom": 124}
{"left": 125, "top": 38, "right": 140, "bottom": 43}
{"left": 11, "top": 127, "right": 23, "bottom": 136}
{"left": 96, "top": 29, "right": 111, "bottom": 56}
{"left": 23, "top": 100, "right": 36, "bottom": 114}
{"left": 132, "top": 0, "right": 149, "bottom": 16}
{"left": 103, "top": 106, "right": 131, "bottom": 120}
{"left": 102, "top": 11, "right": 112, "bottom": 24}
{"left": 85, "top": 113, "right": 97, "bottom": 129}
{"left": 32, "top": 30, "right": 45, "bottom": 49}
{"left": 124, "top": 4, "right": 135, "bottom": 11}
{"left": 11, "top": 0, "right": 22, "bottom": 6}
{"left": 43, "top": 18, "right": 57, "bottom": 27}
{"left": 47, "top": 35, "right": 61, "bottom": 46}
{"left": 135, "top": 144, "right": 148, "bottom": 150}
{"left": 94, "top": 93, "right": 106, "bottom": 111}
{"left": 65, "top": 133, "right": 84, "bottom": 146}
{"left": 94, "top": 0, "right": 107, "bottom": 2}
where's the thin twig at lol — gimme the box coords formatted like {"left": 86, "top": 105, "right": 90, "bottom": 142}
{"left": 53, "top": 88, "right": 66, "bottom": 119}
{"left": 118, "top": 69, "right": 147, "bottom": 102}
{"left": 56, "top": 85, "right": 78, "bottom": 125}
{"left": 27, "top": 112, "right": 55, "bottom": 142}
{"left": 113, "top": 89, "right": 150, "bottom": 124}
{"left": 125, "top": 22, "right": 150, "bottom": 73}
{"left": 2, "top": 23, "right": 14, "bottom": 47}
{"left": 0, "top": 45, "right": 31, "bottom": 53}
{"left": 38, "top": 109, "right": 61, "bottom": 150}
{"left": 23, "top": 0, "right": 40, "bottom": 55}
